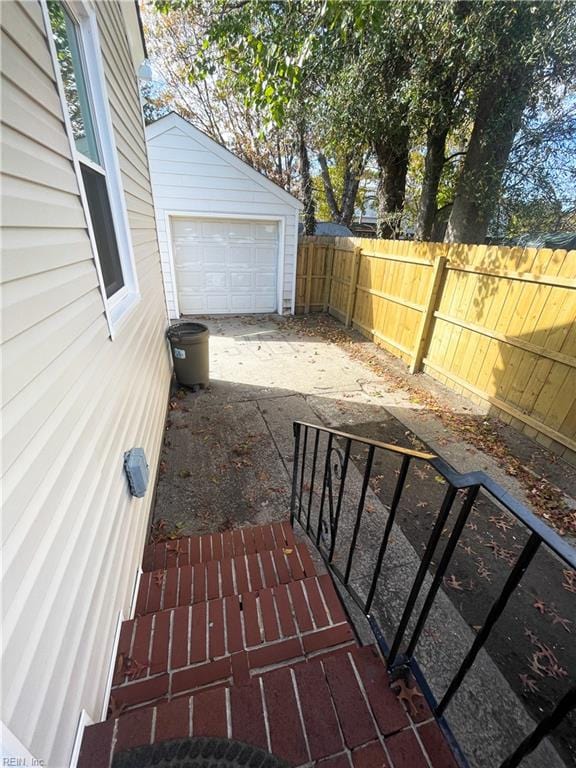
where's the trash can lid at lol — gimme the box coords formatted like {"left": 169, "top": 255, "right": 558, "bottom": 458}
{"left": 167, "top": 322, "right": 209, "bottom": 340}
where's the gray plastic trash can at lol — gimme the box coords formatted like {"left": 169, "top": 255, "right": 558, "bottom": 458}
{"left": 167, "top": 322, "right": 209, "bottom": 390}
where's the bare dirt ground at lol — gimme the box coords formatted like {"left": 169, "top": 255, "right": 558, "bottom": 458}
{"left": 152, "top": 313, "right": 575, "bottom": 766}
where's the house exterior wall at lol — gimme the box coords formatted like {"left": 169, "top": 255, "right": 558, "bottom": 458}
{"left": 1, "top": 2, "right": 171, "bottom": 765}
{"left": 146, "top": 119, "right": 300, "bottom": 317}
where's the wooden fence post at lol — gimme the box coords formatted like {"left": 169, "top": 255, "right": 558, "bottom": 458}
{"left": 304, "top": 242, "right": 313, "bottom": 314}
{"left": 345, "top": 246, "right": 362, "bottom": 327}
{"left": 323, "top": 244, "right": 335, "bottom": 312}
{"left": 410, "top": 253, "right": 447, "bottom": 374}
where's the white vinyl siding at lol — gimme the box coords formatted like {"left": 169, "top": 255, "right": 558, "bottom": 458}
{"left": 1, "top": 2, "right": 171, "bottom": 765}
{"left": 146, "top": 116, "right": 301, "bottom": 318}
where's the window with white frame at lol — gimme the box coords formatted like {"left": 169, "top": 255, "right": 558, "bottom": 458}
{"left": 46, "top": 1, "right": 138, "bottom": 329}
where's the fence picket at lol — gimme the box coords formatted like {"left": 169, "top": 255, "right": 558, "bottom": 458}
{"left": 346, "top": 247, "right": 362, "bottom": 327}
{"left": 410, "top": 254, "right": 447, "bottom": 374}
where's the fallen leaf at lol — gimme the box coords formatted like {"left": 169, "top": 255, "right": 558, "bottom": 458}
{"left": 519, "top": 674, "right": 539, "bottom": 694}
{"left": 533, "top": 598, "right": 546, "bottom": 614}
{"left": 391, "top": 678, "right": 424, "bottom": 717}
{"left": 108, "top": 696, "right": 126, "bottom": 719}
{"left": 444, "top": 574, "right": 463, "bottom": 591}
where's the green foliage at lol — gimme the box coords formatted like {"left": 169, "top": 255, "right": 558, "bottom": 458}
{"left": 152, "top": 0, "right": 576, "bottom": 240}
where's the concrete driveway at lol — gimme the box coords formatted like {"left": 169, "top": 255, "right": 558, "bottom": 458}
{"left": 155, "top": 315, "right": 371, "bottom": 534}
{"left": 155, "top": 313, "right": 574, "bottom": 531}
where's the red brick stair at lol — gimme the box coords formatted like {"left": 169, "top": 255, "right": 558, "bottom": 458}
{"left": 142, "top": 522, "right": 295, "bottom": 572}
{"left": 135, "top": 540, "right": 316, "bottom": 616}
{"left": 78, "top": 522, "right": 460, "bottom": 768}
{"left": 112, "top": 574, "right": 356, "bottom": 713}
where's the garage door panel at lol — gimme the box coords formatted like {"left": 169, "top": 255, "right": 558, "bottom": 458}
{"left": 174, "top": 249, "right": 198, "bottom": 267}
{"left": 255, "top": 248, "right": 276, "bottom": 267}
{"left": 175, "top": 220, "right": 202, "bottom": 238}
{"left": 172, "top": 217, "right": 278, "bottom": 315}
{"left": 205, "top": 271, "right": 227, "bottom": 289}
{"left": 256, "top": 272, "right": 276, "bottom": 288}
{"left": 254, "top": 295, "right": 275, "bottom": 311}
{"left": 202, "top": 246, "right": 227, "bottom": 264}
{"left": 230, "top": 272, "right": 253, "bottom": 289}
{"left": 229, "top": 247, "right": 253, "bottom": 267}
{"left": 201, "top": 220, "right": 253, "bottom": 241}
{"left": 204, "top": 294, "right": 230, "bottom": 312}
{"left": 177, "top": 270, "right": 204, "bottom": 288}
{"left": 252, "top": 222, "right": 277, "bottom": 239}
{"left": 178, "top": 293, "right": 205, "bottom": 313}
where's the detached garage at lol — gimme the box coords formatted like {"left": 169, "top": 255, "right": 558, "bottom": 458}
{"left": 146, "top": 113, "right": 302, "bottom": 318}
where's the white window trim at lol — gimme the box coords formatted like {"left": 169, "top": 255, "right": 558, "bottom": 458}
{"left": 41, "top": 0, "right": 140, "bottom": 339}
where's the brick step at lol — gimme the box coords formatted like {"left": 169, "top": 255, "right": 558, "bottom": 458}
{"left": 110, "top": 574, "right": 355, "bottom": 713}
{"left": 80, "top": 645, "right": 459, "bottom": 768}
{"left": 142, "top": 522, "right": 295, "bottom": 573}
{"left": 136, "top": 541, "right": 316, "bottom": 616}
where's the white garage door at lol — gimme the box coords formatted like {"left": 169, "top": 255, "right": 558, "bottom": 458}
{"left": 171, "top": 217, "right": 279, "bottom": 314}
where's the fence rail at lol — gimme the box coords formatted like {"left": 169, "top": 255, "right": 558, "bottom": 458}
{"left": 295, "top": 237, "right": 576, "bottom": 463}
{"left": 290, "top": 420, "right": 576, "bottom": 768}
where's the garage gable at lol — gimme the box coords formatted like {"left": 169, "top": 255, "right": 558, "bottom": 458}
{"left": 146, "top": 113, "right": 302, "bottom": 210}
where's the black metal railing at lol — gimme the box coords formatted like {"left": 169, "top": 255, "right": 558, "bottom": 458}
{"left": 289, "top": 420, "right": 576, "bottom": 768}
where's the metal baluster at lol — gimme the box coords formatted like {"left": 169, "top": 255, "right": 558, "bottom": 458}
{"left": 344, "top": 445, "right": 375, "bottom": 584}
{"left": 387, "top": 485, "right": 457, "bottom": 667}
{"left": 364, "top": 455, "right": 411, "bottom": 614}
{"left": 306, "top": 430, "right": 320, "bottom": 534}
{"left": 316, "top": 433, "right": 334, "bottom": 546}
{"left": 297, "top": 425, "right": 308, "bottom": 524}
{"left": 436, "top": 532, "right": 541, "bottom": 717}
{"left": 290, "top": 422, "right": 301, "bottom": 526}
{"left": 405, "top": 486, "right": 479, "bottom": 658}
{"left": 499, "top": 686, "right": 576, "bottom": 768}
{"left": 329, "top": 439, "right": 351, "bottom": 562}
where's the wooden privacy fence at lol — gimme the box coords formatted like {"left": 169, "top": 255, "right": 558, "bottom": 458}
{"left": 296, "top": 236, "right": 576, "bottom": 464}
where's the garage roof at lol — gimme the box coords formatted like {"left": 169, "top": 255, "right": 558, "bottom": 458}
{"left": 146, "top": 112, "right": 303, "bottom": 211}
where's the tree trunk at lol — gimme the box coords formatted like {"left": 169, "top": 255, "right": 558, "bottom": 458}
{"left": 317, "top": 153, "right": 341, "bottom": 222}
{"left": 340, "top": 175, "right": 360, "bottom": 228}
{"left": 374, "top": 126, "right": 409, "bottom": 239}
{"left": 299, "top": 126, "right": 315, "bottom": 235}
{"left": 445, "top": 70, "right": 531, "bottom": 244}
{"left": 415, "top": 127, "right": 449, "bottom": 241}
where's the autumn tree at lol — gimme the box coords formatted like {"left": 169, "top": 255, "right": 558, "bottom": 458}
{"left": 143, "top": 1, "right": 298, "bottom": 190}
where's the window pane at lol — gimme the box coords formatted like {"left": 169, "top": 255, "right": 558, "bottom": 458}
{"left": 80, "top": 164, "right": 124, "bottom": 298}
{"left": 48, "top": 2, "right": 100, "bottom": 164}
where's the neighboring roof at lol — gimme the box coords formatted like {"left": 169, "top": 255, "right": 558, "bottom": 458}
{"left": 298, "top": 221, "right": 354, "bottom": 236}
{"left": 489, "top": 231, "right": 576, "bottom": 250}
{"left": 146, "top": 112, "right": 303, "bottom": 210}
